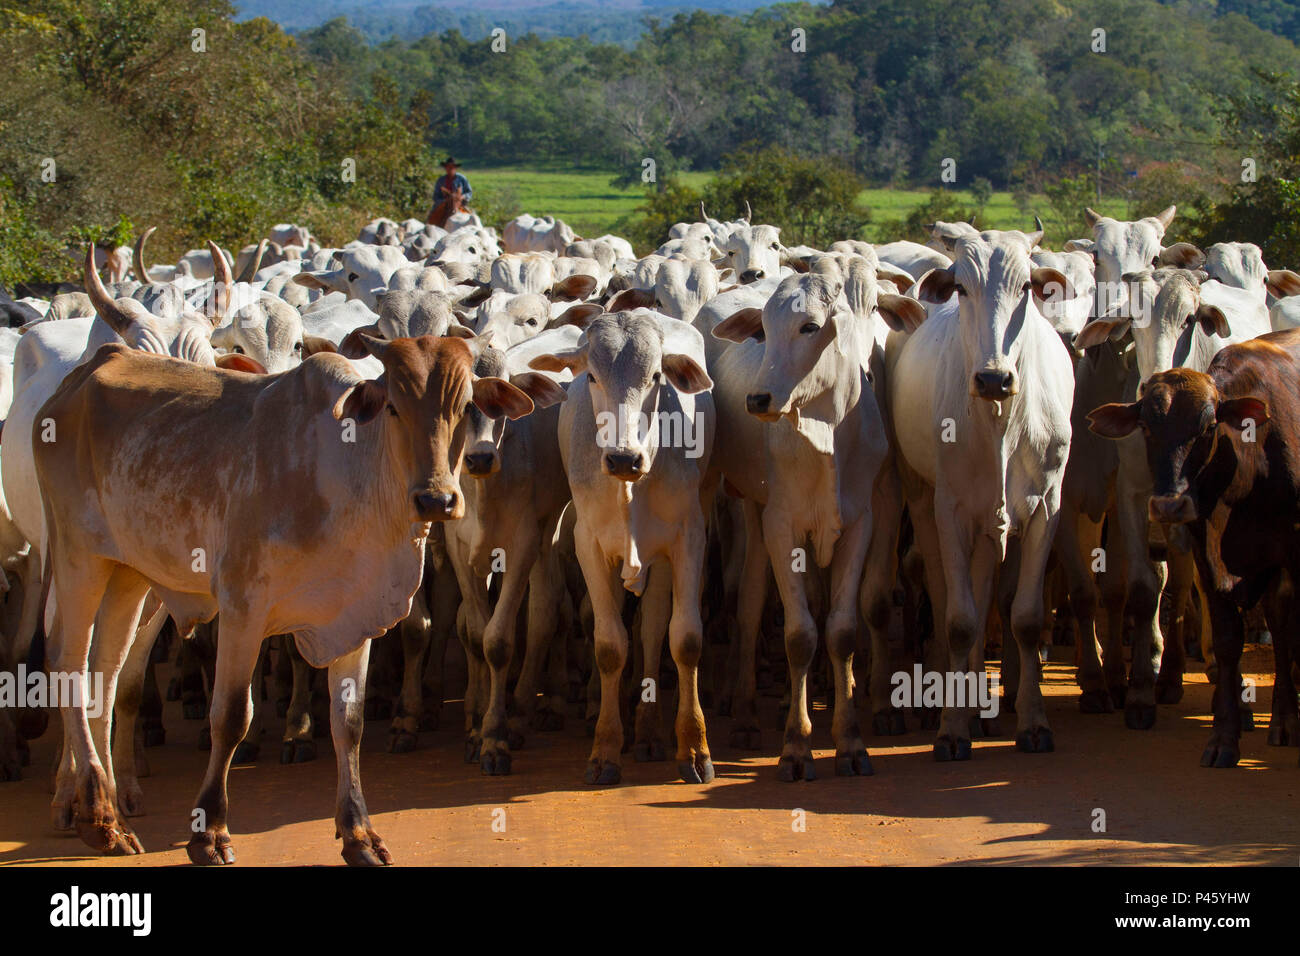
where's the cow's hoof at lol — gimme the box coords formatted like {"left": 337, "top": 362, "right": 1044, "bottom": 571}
{"left": 1108, "top": 684, "right": 1128, "bottom": 709}
{"left": 117, "top": 781, "right": 145, "bottom": 817}
{"left": 1015, "top": 727, "right": 1054, "bottom": 753}
{"left": 387, "top": 730, "right": 418, "bottom": 754}
{"left": 729, "top": 725, "right": 762, "bottom": 750}
{"left": 187, "top": 832, "right": 235, "bottom": 866}
{"left": 776, "top": 753, "right": 815, "bottom": 782}
{"left": 77, "top": 815, "right": 142, "bottom": 856}
{"left": 280, "top": 740, "right": 315, "bottom": 764}
{"left": 341, "top": 832, "right": 392, "bottom": 867}
{"left": 872, "top": 709, "right": 907, "bottom": 736}
{"left": 835, "top": 750, "right": 873, "bottom": 776}
{"left": 633, "top": 738, "right": 666, "bottom": 762}
{"left": 464, "top": 736, "right": 481, "bottom": 764}
{"left": 933, "top": 735, "right": 971, "bottom": 762}
{"left": 480, "top": 750, "right": 511, "bottom": 776}
{"left": 679, "top": 754, "right": 714, "bottom": 784}
{"left": 1155, "top": 681, "right": 1184, "bottom": 705}
{"left": 584, "top": 759, "right": 621, "bottom": 786}
{"left": 52, "top": 801, "right": 73, "bottom": 831}
{"left": 232, "top": 741, "right": 259, "bottom": 764}
{"left": 182, "top": 700, "right": 206, "bottom": 721}
{"left": 918, "top": 708, "right": 940, "bottom": 731}
{"left": 1200, "top": 740, "right": 1239, "bottom": 768}
{"left": 1267, "top": 716, "right": 1299, "bottom": 747}
{"left": 1124, "top": 703, "right": 1156, "bottom": 730}
{"left": 198, "top": 726, "right": 212, "bottom": 751}
{"left": 1078, "top": 689, "right": 1114, "bottom": 714}
{"left": 530, "top": 708, "right": 564, "bottom": 732}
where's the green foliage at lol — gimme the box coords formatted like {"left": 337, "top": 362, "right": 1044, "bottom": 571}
{"left": 1044, "top": 175, "right": 1099, "bottom": 242}
{"left": 873, "top": 189, "right": 973, "bottom": 244}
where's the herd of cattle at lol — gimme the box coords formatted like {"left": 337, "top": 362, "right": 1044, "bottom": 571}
{"left": 0, "top": 203, "right": 1296, "bottom": 866}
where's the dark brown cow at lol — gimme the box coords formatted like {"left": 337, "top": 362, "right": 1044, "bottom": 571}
{"left": 1087, "top": 328, "right": 1300, "bottom": 767}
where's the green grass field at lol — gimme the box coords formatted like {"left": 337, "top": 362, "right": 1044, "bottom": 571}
{"left": 471, "top": 165, "right": 1129, "bottom": 242}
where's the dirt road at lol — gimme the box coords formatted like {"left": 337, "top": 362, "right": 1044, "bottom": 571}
{"left": 1, "top": 645, "right": 1296, "bottom": 866}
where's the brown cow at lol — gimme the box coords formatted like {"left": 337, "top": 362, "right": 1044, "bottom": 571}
{"left": 1088, "top": 328, "right": 1300, "bottom": 767}
{"left": 35, "top": 335, "right": 534, "bottom": 863}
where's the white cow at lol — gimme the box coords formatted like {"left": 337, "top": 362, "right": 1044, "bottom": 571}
{"left": 504, "top": 214, "right": 577, "bottom": 254}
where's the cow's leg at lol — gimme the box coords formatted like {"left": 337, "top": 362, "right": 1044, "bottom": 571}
{"left": 575, "top": 528, "right": 627, "bottom": 785}
{"left": 1009, "top": 509, "right": 1057, "bottom": 753}
{"left": 1062, "top": 511, "right": 1111, "bottom": 712}
{"left": 728, "top": 499, "right": 767, "bottom": 750}
{"left": 111, "top": 598, "right": 168, "bottom": 817}
{"left": 388, "top": 588, "right": 431, "bottom": 753}
{"left": 829, "top": 510, "right": 872, "bottom": 775}
{"left": 62, "top": 563, "right": 148, "bottom": 854}
{"left": 633, "top": 562, "right": 671, "bottom": 763}
{"left": 280, "top": 636, "right": 316, "bottom": 764}
{"left": 1098, "top": 508, "right": 1129, "bottom": 706}
{"left": 187, "top": 616, "right": 263, "bottom": 865}
{"left": 1200, "top": 584, "right": 1246, "bottom": 768}
{"left": 863, "top": 463, "right": 905, "bottom": 735}
{"left": 235, "top": 640, "right": 268, "bottom": 763}
{"left": 1118, "top": 473, "right": 1165, "bottom": 730}
{"left": 934, "top": 504, "right": 996, "bottom": 762}
{"left": 1155, "top": 542, "right": 1193, "bottom": 705}
{"left": 479, "top": 529, "right": 538, "bottom": 775}
{"left": 761, "top": 507, "right": 819, "bottom": 782}
{"left": 906, "top": 488, "right": 949, "bottom": 731}
{"left": 669, "top": 518, "right": 712, "bottom": 784}
{"left": 513, "top": 539, "right": 564, "bottom": 736}
{"left": 328, "top": 639, "right": 391, "bottom": 865}
{"left": 1264, "top": 579, "right": 1299, "bottom": 747}
{"left": 423, "top": 556, "right": 459, "bottom": 729}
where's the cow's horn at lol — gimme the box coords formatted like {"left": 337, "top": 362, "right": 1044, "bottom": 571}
{"left": 133, "top": 226, "right": 156, "bottom": 283}
{"left": 85, "top": 245, "right": 132, "bottom": 335}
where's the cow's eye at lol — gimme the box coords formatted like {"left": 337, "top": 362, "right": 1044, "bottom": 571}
{"left": 652, "top": 371, "right": 663, "bottom": 384}
{"left": 752, "top": 330, "right": 765, "bottom": 343}
{"left": 294, "top": 341, "right": 304, "bottom": 351}
{"left": 232, "top": 345, "right": 245, "bottom": 354}
{"left": 348, "top": 273, "right": 358, "bottom": 282}
{"left": 387, "top": 402, "right": 398, "bottom": 418}
{"left": 525, "top": 317, "right": 537, "bottom": 326}
{"left": 800, "top": 322, "right": 820, "bottom": 334}
{"left": 770, "top": 242, "right": 779, "bottom": 249}
{"left": 1022, "top": 281, "right": 1032, "bottom": 294}
{"left": 587, "top": 373, "right": 598, "bottom": 386}
{"left": 955, "top": 284, "right": 968, "bottom": 297}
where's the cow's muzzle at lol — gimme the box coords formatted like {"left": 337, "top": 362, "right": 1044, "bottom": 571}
{"left": 412, "top": 489, "right": 460, "bottom": 521}
{"left": 464, "top": 451, "right": 499, "bottom": 477}
{"left": 740, "top": 269, "right": 765, "bottom": 284}
{"left": 746, "top": 392, "right": 780, "bottom": 420}
{"left": 1148, "top": 494, "right": 1196, "bottom": 525}
{"left": 603, "top": 451, "right": 646, "bottom": 481}
{"left": 972, "top": 370, "right": 1017, "bottom": 401}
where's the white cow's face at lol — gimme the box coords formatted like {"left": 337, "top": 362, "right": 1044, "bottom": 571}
{"left": 1203, "top": 242, "right": 1266, "bottom": 292}
{"left": 720, "top": 225, "right": 784, "bottom": 284}
{"left": 431, "top": 229, "right": 501, "bottom": 267}
{"left": 919, "top": 235, "right": 1071, "bottom": 402}
{"left": 653, "top": 258, "right": 718, "bottom": 322}
{"left": 211, "top": 298, "right": 305, "bottom": 373}
{"left": 293, "top": 246, "right": 408, "bottom": 309}
{"left": 1031, "top": 250, "right": 1096, "bottom": 338}
{"left": 745, "top": 275, "right": 844, "bottom": 419}
{"left": 1067, "top": 207, "right": 1202, "bottom": 318}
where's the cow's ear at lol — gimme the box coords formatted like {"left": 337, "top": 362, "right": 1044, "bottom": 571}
{"left": 1031, "top": 267, "right": 1074, "bottom": 304}
{"left": 444, "top": 323, "right": 475, "bottom": 339}
{"left": 1087, "top": 402, "right": 1142, "bottom": 439}
{"left": 917, "top": 265, "right": 957, "bottom": 304}
{"left": 335, "top": 377, "right": 387, "bottom": 425}
{"left": 876, "top": 270, "right": 913, "bottom": 293}
{"left": 1266, "top": 269, "right": 1300, "bottom": 299}
{"left": 293, "top": 270, "right": 345, "bottom": 293}
{"left": 555, "top": 302, "right": 603, "bottom": 330}
{"left": 1160, "top": 242, "right": 1205, "bottom": 268}
{"left": 550, "top": 273, "right": 598, "bottom": 302}
{"left": 1217, "top": 396, "right": 1269, "bottom": 430}
{"left": 712, "top": 307, "right": 764, "bottom": 343}
{"left": 210, "top": 325, "right": 234, "bottom": 350}
{"left": 1194, "top": 303, "right": 1231, "bottom": 338}
{"left": 301, "top": 334, "right": 337, "bottom": 356}
{"left": 473, "top": 376, "right": 534, "bottom": 420}
{"left": 661, "top": 353, "right": 712, "bottom": 393}
{"left": 529, "top": 346, "right": 588, "bottom": 376}
{"left": 1063, "top": 238, "right": 1095, "bottom": 254}
{"left": 340, "top": 322, "right": 382, "bottom": 359}
{"left": 215, "top": 353, "right": 268, "bottom": 374}
{"left": 876, "top": 292, "right": 926, "bottom": 332}
{"left": 607, "top": 288, "right": 654, "bottom": 312}
{"left": 1073, "top": 317, "right": 1130, "bottom": 350}
{"left": 509, "top": 371, "right": 568, "bottom": 408}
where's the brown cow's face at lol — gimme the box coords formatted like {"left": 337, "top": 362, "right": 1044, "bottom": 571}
{"left": 357, "top": 336, "right": 534, "bottom": 521}
{"left": 1087, "top": 369, "right": 1267, "bottom": 524}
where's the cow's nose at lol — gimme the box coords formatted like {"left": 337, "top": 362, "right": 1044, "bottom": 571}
{"left": 413, "top": 490, "right": 458, "bottom": 521}
{"left": 603, "top": 452, "right": 645, "bottom": 480}
{"left": 972, "top": 370, "right": 1016, "bottom": 400}
{"left": 464, "top": 452, "right": 497, "bottom": 477}
{"left": 746, "top": 392, "right": 772, "bottom": 415}
{"left": 739, "top": 269, "right": 764, "bottom": 283}
{"left": 1148, "top": 495, "right": 1196, "bottom": 524}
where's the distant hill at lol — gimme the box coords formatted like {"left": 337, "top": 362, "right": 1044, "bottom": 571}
{"left": 234, "top": 0, "right": 813, "bottom": 45}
